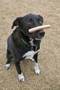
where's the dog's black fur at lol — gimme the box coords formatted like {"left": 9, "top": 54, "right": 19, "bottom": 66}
{"left": 6, "top": 13, "right": 45, "bottom": 75}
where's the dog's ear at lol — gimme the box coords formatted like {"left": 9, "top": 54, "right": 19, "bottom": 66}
{"left": 38, "top": 15, "right": 43, "bottom": 25}
{"left": 11, "top": 17, "right": 22, "bottom": 29}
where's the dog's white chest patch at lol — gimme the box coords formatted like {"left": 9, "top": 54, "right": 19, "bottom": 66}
{"left": 23, "top": 50, "right": 36, "bottom": 61}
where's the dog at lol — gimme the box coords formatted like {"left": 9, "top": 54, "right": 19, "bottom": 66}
{"left": 5, "top": 13, "right": 45, "bottom": 81}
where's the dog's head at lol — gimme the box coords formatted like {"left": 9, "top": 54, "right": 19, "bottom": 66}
{"left": 12, "top": 14, "right": 45, "bottom": 40}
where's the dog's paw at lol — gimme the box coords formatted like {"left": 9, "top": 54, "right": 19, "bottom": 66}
{"left": 4, "top": 64, "right": 10, "bottom": 70}
{"left": 18, "top": 73, "right": 25, "bottom": 82}
{"left": 34, "top": 63, "right": 40, "bottom": 75}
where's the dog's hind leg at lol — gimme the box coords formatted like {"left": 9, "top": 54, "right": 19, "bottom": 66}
{"left": 5, "top": 49, "right": 14, "bottom": 70}
{"left": 15, "top": 61, "right": 25, "bottom": 81}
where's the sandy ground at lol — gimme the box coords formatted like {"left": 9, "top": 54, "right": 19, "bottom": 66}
{"left": 0, "top": 0, "right": 60, "bottom": 90}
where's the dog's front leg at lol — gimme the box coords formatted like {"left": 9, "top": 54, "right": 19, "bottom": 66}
{"left": 33, "top": 53, "right": 40, "bottom": 75}
{"left": 15, "top": 61, "right": 25, "bottom": 81}
{"left": 33, "top": 40, "right": 41, "bottom": 75}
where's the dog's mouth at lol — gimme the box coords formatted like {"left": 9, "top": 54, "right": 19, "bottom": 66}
{"left": 22, "top": 24, "right": 45, "bottom": 41}
{"left": 28, "top": 30, "right": 45, "bottom": 41}
{"left": 35, "top": 31, "right": 45, "bottom": 40}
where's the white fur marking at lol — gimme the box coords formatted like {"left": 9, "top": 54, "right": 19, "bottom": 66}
{"left": 34, "top": 63, "right": 40, "bottom": 74}
{"left": 18, "top": 73, "right": 25, "bottom": 81}
{"left": 23, "top": 50, "right": 36, "bottom": 61}
{"left": 23, "top": 50, "right": 40, "bottom": 62}
{"left": 4, "top": 64, "right": 10, "bottom": 69}
{"left": 30, "top": 39, "right": 35, "bottom": 46}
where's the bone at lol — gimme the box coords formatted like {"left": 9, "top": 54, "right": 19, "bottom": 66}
{"left": 29, "top": 25, "right": 51, "bottom": 33}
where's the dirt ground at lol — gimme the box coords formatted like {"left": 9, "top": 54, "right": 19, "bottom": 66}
{"left": 0, "top": 0, "right": 60, "bottom": 90}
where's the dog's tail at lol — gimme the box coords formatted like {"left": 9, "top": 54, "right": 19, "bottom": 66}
{"left": 11, "top": 17, "right": 22, "bottom": 29}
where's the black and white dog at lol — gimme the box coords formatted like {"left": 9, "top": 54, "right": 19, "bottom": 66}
{"left": 5, "top": 13, "right": 45, "bottom": 81}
